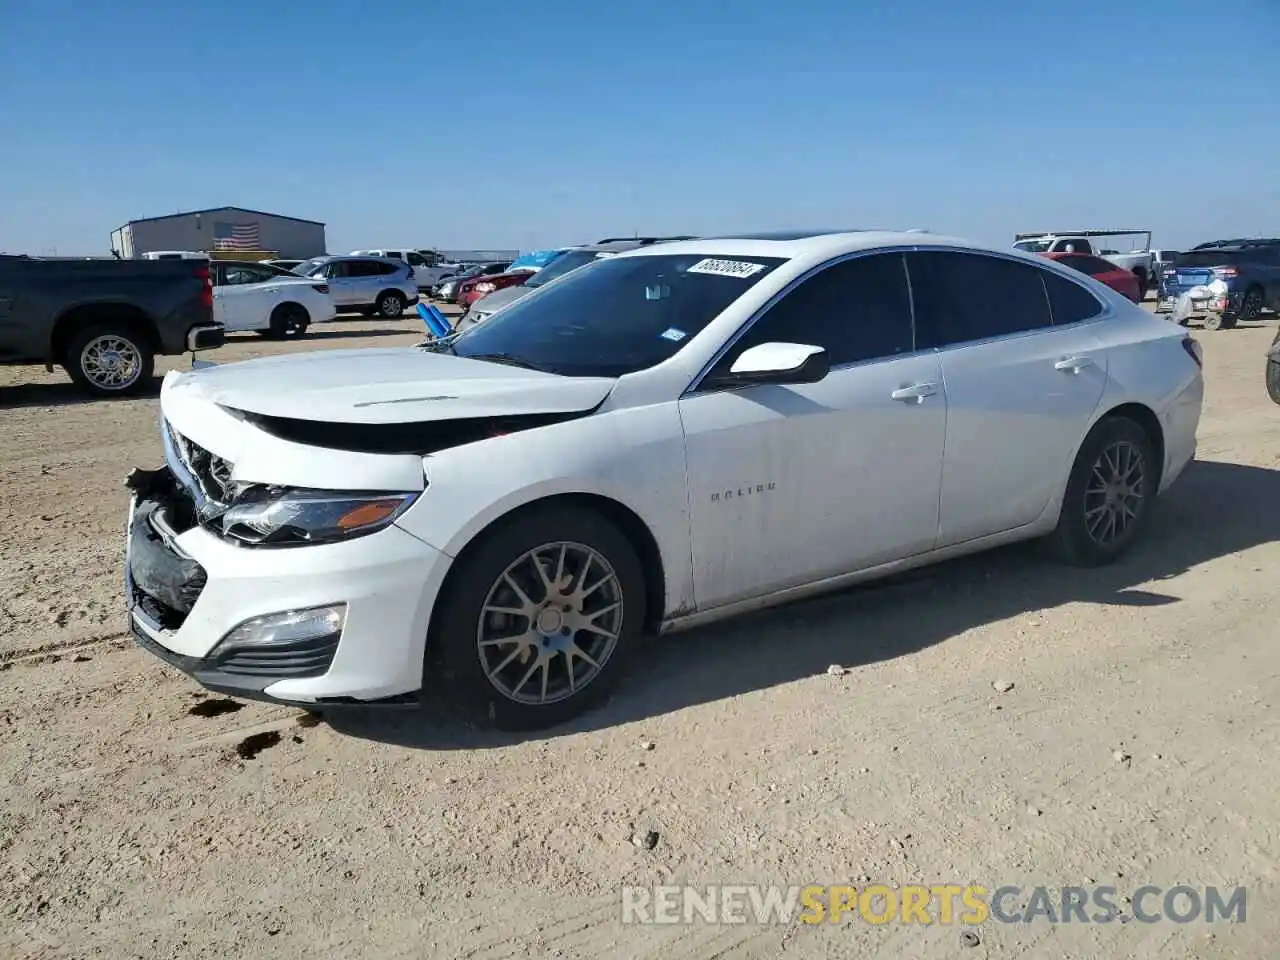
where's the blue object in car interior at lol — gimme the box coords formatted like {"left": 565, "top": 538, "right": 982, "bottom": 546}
{"left": 417, "top": 302, "right": 451, "bottom": 338}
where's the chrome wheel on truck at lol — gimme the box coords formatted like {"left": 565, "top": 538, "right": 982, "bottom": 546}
{"left": 66, "top": 323, "right": 155, "bottom": 397}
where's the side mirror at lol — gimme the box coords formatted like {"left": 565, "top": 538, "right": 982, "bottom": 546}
{"left": 726, "top": 342, "right": 830, "bottom": 385}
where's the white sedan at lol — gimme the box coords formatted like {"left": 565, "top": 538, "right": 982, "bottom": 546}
{"left": 124, "top": 231, "right": 1203, "bottom": 729}
{"left": 211, "top": 261, "right": 336, "bottom": 338}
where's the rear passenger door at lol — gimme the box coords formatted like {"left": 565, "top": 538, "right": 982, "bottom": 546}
{"left": 907, "top": 251, "right": 1109, "bottom": 545}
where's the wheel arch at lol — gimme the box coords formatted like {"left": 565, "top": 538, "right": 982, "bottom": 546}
{"left": 50, "top": 301, "right": 158, "bottom": 363}
{"left": 427, "top": 492, "right": 669, "bottom": 646}
{"left": 1092, "top": 401, "right": 1166, "bottom": 491}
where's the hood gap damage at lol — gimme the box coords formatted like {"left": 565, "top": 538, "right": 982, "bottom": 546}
{"left": 227, "top": 407, "right": 598, "bottom": 456}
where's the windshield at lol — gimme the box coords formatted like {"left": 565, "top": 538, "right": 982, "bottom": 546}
{"left": 450, "top": 253, "right": 786, "bottom": 377}
{"left": 1014, "top": 240, "right": 1052, "bottom": 253}
{"left": 294, "top": 258, "right": 326, "bottom": 276}
{"left": 524, "top": 249, "right": 607, "bottom": 289}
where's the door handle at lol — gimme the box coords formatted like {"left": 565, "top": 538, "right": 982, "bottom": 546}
{"left": 1054, "top": 355, "right": 1094, "bottom": 374}
{"left": 891, "top": 382, "right": 939, "bottom": 403}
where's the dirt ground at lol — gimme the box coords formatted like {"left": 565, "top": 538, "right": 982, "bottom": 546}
{"left": 2, "top": 307, "right": 1279, "bottom": 959}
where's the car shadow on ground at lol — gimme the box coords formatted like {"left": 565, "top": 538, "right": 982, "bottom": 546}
{"left": 326, "top": 459, "right": 1280, "bottom": 751}
{"left": 0, "top": 377, "right": 162, "bottom": 410}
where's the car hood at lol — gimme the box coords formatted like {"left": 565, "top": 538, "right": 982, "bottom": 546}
{"left": 469, "top": 285, "right": 533, "bottom": 315}
{"left": 163, "top": 348, "right": 617, "bottom": 425}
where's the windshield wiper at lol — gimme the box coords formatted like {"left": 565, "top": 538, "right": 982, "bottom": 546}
{"left": 418, "top": 333, "right": 459, "bottom": 355}
{"left": 465, "top": 352, "right": 552, "bottom": 373}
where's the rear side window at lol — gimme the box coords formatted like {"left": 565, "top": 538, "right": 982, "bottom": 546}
{"left": 908, "top": 251, "right": 1053, "bottom": 348}
{"left": 1067, "top": 255, "right": 1121, "bottom": 276}
{"left": 726, "top": 253, "right": 915, "bottom": 367}
{"left": 376, "top": 260, "right": 400, "bottom": 275}
{"left": 1042, "top": 270, "right": 1105, "bottom": 325}
{"left": 345, "top": 260, "right": 380, "bottom": 277}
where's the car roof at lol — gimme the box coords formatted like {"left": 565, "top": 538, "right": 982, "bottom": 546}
{"left": 614, "top": 229, "right": 986, "bottom": 262}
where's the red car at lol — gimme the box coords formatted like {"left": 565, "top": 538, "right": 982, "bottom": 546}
{"left": 458, "top": 268, "right": 536, "bottom": 308}
{"left": 1043, "top": 252, "right": 1141, "bottom": 303}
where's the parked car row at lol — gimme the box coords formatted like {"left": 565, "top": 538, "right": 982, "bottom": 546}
{"left": 1155, "top": 239, "right": 1280, "bottom": 330}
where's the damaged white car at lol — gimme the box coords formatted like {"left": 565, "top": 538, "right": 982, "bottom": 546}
{"left": 125, "top": 231, "right": 1204, "bottom": 729}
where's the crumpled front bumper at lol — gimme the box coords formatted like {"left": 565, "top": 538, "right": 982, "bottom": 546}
{"left": 122, "top": 464, "right": 452, "bottom": 708}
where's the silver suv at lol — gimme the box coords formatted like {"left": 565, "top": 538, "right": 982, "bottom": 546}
{"left": 293, "top": 255, "right": 418, "bottom": 317}
{"left": 455, "top": 236, "right": 695, "bottom": 331}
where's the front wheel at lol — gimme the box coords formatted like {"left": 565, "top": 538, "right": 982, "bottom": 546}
{"left": 1202, "top": 311, "right": 1235, "bottom": 331}
{"left": 429, "top": 506, "right": 647, "bottom": 730}
{"left": 1048, "top": 416, "right": 1157, "bottom": 567}
{"left": 65, "top": 323, "right": 155, "bottom": 397}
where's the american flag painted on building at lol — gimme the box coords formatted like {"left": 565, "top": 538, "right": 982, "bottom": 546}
{"left": 212, "top": 221, "right": 261, "bottom": 250}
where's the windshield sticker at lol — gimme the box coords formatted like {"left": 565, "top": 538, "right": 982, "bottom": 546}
{"left": 660, "top": 327, "right": 687, "bottom": 342}
{"left": 686, "top": 258, "right": 765, "bottom": 278}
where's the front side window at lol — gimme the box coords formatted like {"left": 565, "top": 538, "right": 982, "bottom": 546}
{"left": 1013, "top": 239, "right": 1052, "bottom": 254}
{"left": 908, "top": 251, "right": 1053, "bottom": 348}
{"left": 450, "top": 253, "right": 786, "bottom": 377}
{"left": 715, "top": 253, "right": 915, "bottom": 372}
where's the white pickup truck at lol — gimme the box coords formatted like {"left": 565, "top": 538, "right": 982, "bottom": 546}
{"left": 1014, "top": 230, "right": 1156, "bottom": 294}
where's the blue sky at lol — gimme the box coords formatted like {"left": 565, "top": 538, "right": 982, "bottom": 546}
{"left": 2, "top": 0, "right": 1277, "bottom": 255}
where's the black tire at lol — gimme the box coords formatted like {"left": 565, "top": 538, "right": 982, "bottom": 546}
{"left": 1239, "top": 286, "right": 1265, "bottom": 323}
{"left": 1266, "top": 360, "right": 1280, "bottom": 406}
{"left": 64, "top": 322, "right": 155, "bottom": 397}
{"left": 428, "top": 505, "right": 647, "bottom": 730}
{"left": 268, "top": 303, "right": 310, "bottom": 340}
{"left": 375, "top": 290, "right": 406, "bottom": 317}
{"left": 1048, "top": 416, "right": 1158, "bottom": 567}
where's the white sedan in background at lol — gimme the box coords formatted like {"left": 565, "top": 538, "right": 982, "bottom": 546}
{"left": 125, "top": 231, "right": 1203, "bottom": 730}
{"left": 212, "top": 261, "right": 336, "bottom": 338}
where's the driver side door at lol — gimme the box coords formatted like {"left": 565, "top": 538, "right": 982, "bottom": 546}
{"left": 677, "top": 252, "right": 948, "bottom": 611}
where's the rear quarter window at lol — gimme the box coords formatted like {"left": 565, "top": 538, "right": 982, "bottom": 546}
{"left": 1042, "top": 270, "right": 1105, "bottom": 325}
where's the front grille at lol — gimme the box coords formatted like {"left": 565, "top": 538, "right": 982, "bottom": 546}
{"left": 168, "top": 423, "right": 235, "bottom": 504}
{"left": 209, "top": 633, "right": 340, "bottom": 678}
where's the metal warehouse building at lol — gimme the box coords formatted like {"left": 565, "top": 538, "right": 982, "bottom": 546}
{"left": 110, "top": 206, "right": 327, "bottom": 259}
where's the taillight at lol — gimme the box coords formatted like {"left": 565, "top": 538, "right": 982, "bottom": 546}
{"left": 1212, "top": 266, "right": 1239, "bottom": 278}
{"left": 313, "top": 283, "right": 329, "bottom": 294}
{"left": 1181, "top": 336, "right": 1203, "bottom": 368}
{"left": 194, "top": 266, "right": 212, "bottom": 308}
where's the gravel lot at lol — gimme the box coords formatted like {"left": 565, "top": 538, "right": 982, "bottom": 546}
{"left": 2, "top": 307, "right": 1279, "bottom": 959}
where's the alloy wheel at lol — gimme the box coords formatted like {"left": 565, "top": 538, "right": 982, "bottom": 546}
{"left": 475, "top": 541, "right": 624, "bottom": 705}
{"left": 80, "top": 335, "right": 142, "bottom": 390}
{"left": 1083, "top": 439, "right": 1146, "bottom": 547}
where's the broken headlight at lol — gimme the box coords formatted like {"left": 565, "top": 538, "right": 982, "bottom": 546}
{"left": 216, "top": 486, "right": 418, "bottom": 547}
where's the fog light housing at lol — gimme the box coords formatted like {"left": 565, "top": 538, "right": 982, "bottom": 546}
{"left": 215, "top": 603, "right": 346, "bottom": 653}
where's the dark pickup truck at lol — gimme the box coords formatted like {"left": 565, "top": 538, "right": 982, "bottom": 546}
{"left": 0, "top": 254, "right": 223, "bottom": 396}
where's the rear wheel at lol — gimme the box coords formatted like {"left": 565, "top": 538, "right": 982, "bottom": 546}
{"left": 1266, "top": 360, "right": 1280, "bottom": 406}
{"left": 1239, "top": 286, "right": 1265, "bottom": 323}
{"left": 375, "top": 291, "right": 406, "bottom": 317}
{"left": 1048, "top": 416, "right": 1157, "bottom": 567}
{"left": 1202, "top": 311, "right": 1235, "bottom": 331}
{"left": 428, "top": 506, "right": 646, "bottom": 730}
{"left": 268, "top": 303, "right": 310, "bottom": 339}
{"left": 65, "top": 323, "right": 154, "bottom": 397}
